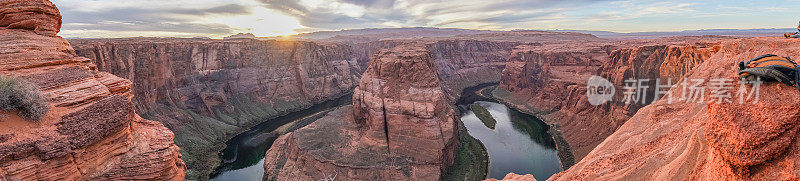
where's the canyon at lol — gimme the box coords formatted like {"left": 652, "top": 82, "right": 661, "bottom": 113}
{"left": 64, "top": 28, "right": 771, "bottom": 180}
{"left": 263, "top": 44, "right": 460, "bottom": 180}
{"left": 551, "top": 37, "right": 800, "bottom": 180}
{"left": 68, "top": 31, "right": 586, "bottom": 179}
{"left": 69, "top": 38, "right": 363, "bottom": 179}
{"left": 7, "top": 1, "right": 798, "bottom": 180}
{"left": 495, "top": 36, "right": 729, "bottom": 163}
{"left": 0, "top": 0, "right": 185, "bottom": 180}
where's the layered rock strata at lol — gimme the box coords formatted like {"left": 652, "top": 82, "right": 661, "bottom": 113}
{"left": 552, "top": 37, "right": 800, "bottom": 180}
{"left": 67, "top": 30, "right": 607, "bottom": 179}
{"left": 69, "top": 38, "right": 362, "bottom": 179}
{"left": 496, "top": 37, "right": 726, "bottom": 164}
{"left": 0, "top": 0, "right": 186, "bottom": 180}
{"left": 484, "top": 173, "right": 537, "bottom": 181}
{"left": 263, "top": 44, "right": 459, "bottom": 180}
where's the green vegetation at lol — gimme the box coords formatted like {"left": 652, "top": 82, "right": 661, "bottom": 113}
{"left": 470, "top": 104, "right": 497, "bottom": 129}
{"left": 443, "top": 122, "right": 489, "bottom": 181}
{"left": 140, "top": 95, "right": 311, "bottom": 180}
{"left": 508, "top": 110, "right": 556, "bottom": 148}
{"left": 0, "top": 75, "right": 49, "bottom": 121}
{"left": 491, "top": 86, "right": 576, "bottom": 170}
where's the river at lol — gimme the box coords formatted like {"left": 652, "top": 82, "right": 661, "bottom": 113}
{"left": 461, "top": 101, "right": 562, "bottom": 181}
{"left": 209, "top": 94, "right": 352, "bottom": 181}
{"left": 210, "top": 85, "right": 562, "bottom": 181}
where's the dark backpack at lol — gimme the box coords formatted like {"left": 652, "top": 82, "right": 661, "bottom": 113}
{"left": 738, "top": 54, "right": 800, "bottom": 91}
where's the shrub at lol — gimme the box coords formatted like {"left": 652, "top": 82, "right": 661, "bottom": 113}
{"left": 470, "top": 103, "right": 497, "bottom": 129}
{"left": 0, "top": 75, "right": 49, "bottom": 121}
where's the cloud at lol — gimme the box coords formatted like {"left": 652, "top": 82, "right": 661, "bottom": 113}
{"left": 53, "top": 0, "right": 257, "bottom": 37}
{"left": 52, "top": 0, "right": 800, "bottom": 38}
{"left": 258, "top": 0, "right": 614, "bottom": 31}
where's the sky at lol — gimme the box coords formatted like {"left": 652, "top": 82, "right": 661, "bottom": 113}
{"left": 52, "top": 0, "right": 800, "bottom": 38}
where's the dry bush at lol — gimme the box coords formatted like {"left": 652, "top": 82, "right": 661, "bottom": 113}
{"left": 0, "top": 75, "right": 49, "bottom": 121}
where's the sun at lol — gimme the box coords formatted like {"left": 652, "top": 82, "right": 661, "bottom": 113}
{"left": 206, "top": 6, "right": 306, "bottom": 38}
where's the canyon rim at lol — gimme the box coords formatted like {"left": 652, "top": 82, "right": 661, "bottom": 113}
{"left": 4, "top": 0, "right": 800, "bottom": 181}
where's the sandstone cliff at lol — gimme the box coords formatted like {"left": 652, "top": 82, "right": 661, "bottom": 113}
{"left": 263, "top": 44, "right": 459, "bottom": 180}
{"left": 0, "top": 0, "right": 186, "bottom": 180}
{"left": 485, "top": 173, "right": 537, "bottom": 181}
{"left": 65, "top": 30, "right": 606, "bottom": 180}
{"left": 69, "top": 38, "right": 362, "bottom": 179}
{"left": 496, "top": 36, "right": 727, "bottom": 165}
{"left": 68, "top": 37, "right": 525, "bottom": 179}
{"left": 552, "top": 37, "right": 800, "bottom": 180}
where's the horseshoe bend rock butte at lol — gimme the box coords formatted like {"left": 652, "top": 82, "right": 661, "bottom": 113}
{"left": 550, "top": 37, "right": 800, "bottom": 180}
{"left": 0, "top": 0, "right": 186, "bottom": 180}
{"left": 66, "top": 33, "right": 558, "bottom": 179}
{"left": 263, "top": 44, "right": 459, "bottom": 180}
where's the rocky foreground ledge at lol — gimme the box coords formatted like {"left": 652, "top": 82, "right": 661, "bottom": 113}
{"left": 549, "top": 37, "right": 800, "bottom": 180}
{"left": 495, "top": 36, "right": 731, "bottom": 164}
{"left": 0, "top": 0, "right": 186, "bottom": 180}
{"left": 263, "top": 44, "right": 459, "bottom": 180}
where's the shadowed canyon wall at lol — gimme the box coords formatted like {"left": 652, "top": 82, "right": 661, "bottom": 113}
{"left": 0, "top": 0, "right": 186, "bottom": 180}
{"left": 67, "top": 37, "right": 527, "bottom": 179}
{"left": 496, "top": 37, "right": 726, "bottom": 165}
{"left": 263, "top": 44, "right": 460, "bottom": 180}
{"left": 66, "top": 31, "right": 605, "bottom": 180}
{"left": 260, "top": 32, "right": 606, "bottom": 181}
{"left": 552, "top": 37, "right": 800, "bottom": 180}
{"left": 69, "top": 38, "right": 362, "bottom": 179}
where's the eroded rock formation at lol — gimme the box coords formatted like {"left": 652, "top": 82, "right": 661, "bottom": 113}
{"left": 496, "top": 37, "right": 727, "bottom": 164}
{"left": 263, "top": 44, "right": 459, "bottom": 180}
{"left": 67, "top": 36, "right": 522, "bottom": 179}
{"left": 552, "top": 37, "right": 800, "bottom": 180}
{"left": 484, "top": 173, "right": 537, "bottom": 181}
{"left": 69, "top": 38, "right": 362, "bottom": 179}
{"left": 0, "top": 0, "right": 61, "bottom": 36}
{"left": 0, "top": 0, "right": 186, "bottom": 180}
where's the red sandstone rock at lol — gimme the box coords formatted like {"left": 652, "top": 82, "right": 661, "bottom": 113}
{"left": 551, "top": 37, "right": 800, "bottom": 180}
{"left": 0, "top": 1, "right": 185, "bottom": 180}
{"left": 496, "top": 37, "right": 728, "bottom": 164}
{"left": 67, "top": 37, "right": 520, "bottom": 179}
{"left": 263, "top": 44, "right": 460, "bottom": 180}
{"left": 484, "top": 173, "right": 537, "bottom": 181}
{"left": 352, "top": 44, "right": 458, "bottom": 164}
{"left": 0, "top": 0, "right": 61, "bottom": 36}
{"left": 68, "top": 38, "right": 363, "bottom": 179}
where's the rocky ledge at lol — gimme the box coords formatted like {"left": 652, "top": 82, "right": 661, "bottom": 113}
{"left": 485, "top": 173, "right": 537, "bottom": 181}
{"left": 0, "top": 0, "right": 185, "bottom": 180}
{"left": 495, "top": 36, "right": 730, "bottom": 164}
{"left": 263, "top": 44, "right": 459, "bottom": 180}
{"left": 552, "top": 37, "right": 800, "bottom": 180}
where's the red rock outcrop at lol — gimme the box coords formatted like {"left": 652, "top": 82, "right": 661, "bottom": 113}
{"left": 64, "top": 30, "right": 606, "bottom": 180}
{"left": 69, "top": 38, "right": 362, "bottom": 179}
{"left": 496, "top": 37, "right": 727, "bottom": 165}
{"left": 484, "top": 173, "right": 537, "bottom": 181}
{"left": 0, "top": 0, "right": 61, "bottom": 36}
{"left": 263, "top": 44, "right": 459, "bottom": 180}
{"left": 67, "top": 37, "right": 523, "bottom": 179}
{"left": 551, "top": 37, "right": 800, "bottom": 180}
{"left": 0, "top": 0, "right": 186, "bottom": 180}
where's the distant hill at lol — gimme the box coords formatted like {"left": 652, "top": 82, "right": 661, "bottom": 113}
{"left": 274, "top": 27, "right": 498, "bottom": 42}
{"left": 554, "top": 28, "right": 798, "bottom": 39}
{"left": 224, "top": 33, "right": 257, "bottom": 40}
{"left": 222, "top": 28, "right": 799, "bottom": 42}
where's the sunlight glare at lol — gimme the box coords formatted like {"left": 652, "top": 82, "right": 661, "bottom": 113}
{"left": 206, "top": 6, "right": 306, "bottom": 38}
